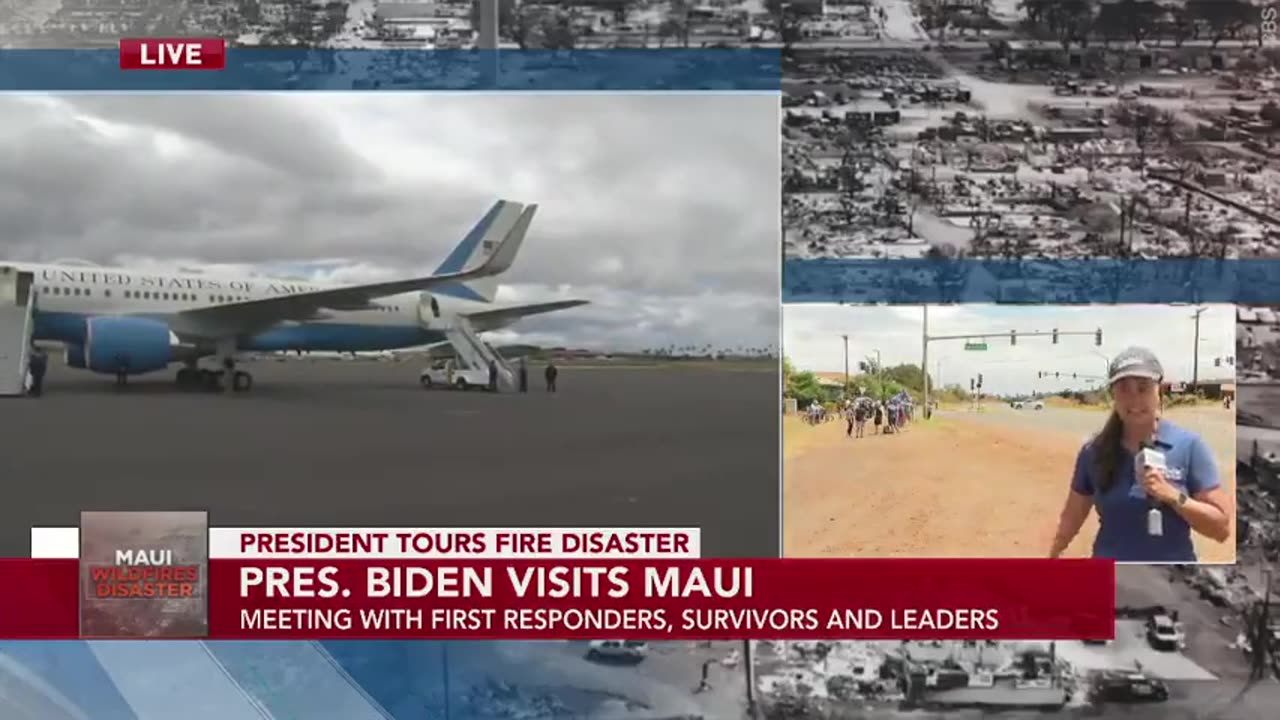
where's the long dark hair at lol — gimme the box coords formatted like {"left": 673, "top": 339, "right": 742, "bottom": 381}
{"left": 1092, "top": 386, "right": 1163, "bottom": 493}
{"left": 1091, "top": 411, "right": 1125, "bottom": 494}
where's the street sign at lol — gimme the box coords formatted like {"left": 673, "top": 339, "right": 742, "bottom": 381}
{"left": 964, "top": 342, "right": 988, "bottom": 351}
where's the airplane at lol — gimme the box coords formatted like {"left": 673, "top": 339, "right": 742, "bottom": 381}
{"left": 6, "top": 199, "right": 588, "bottom": 393}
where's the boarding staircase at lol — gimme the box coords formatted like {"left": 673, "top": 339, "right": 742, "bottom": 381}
{"left": 446, "top": 316, "right": 516, "bottom": 391}
{"left": 0, "top": 266, "right": 35, "bottom": 397}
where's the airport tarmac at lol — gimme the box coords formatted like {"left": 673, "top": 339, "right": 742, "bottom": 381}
{"left": 0, "top": 359, "right": 779, "bottom": 558}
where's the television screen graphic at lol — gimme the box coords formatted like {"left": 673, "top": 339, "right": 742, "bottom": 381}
{"left": 79, "top": 510, "right": 208, "bottom": 638}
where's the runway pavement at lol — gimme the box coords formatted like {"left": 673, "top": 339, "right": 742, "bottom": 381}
{"left": 938, "top": 403, "right": 1236, "bottom": 462}
{"left": 0, "top": 359, "right": 779, "bottom": 558}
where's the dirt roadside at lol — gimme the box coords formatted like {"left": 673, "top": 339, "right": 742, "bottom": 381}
{"left": 784, "top": 413, "right": 1237, "bottom": 561}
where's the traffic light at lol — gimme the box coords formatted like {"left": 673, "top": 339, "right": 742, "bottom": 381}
{"left": 978, "top": 373, "right": 984, "bottom": 387}
{"left": 1052, "top": 328, "right": 1058, "bottom": 344}
{"left": 970, "top": 378, "right": 975, "bottom": 391}
{"left": 1037, "top": 371, "right": 1042, "bottom": 379}
{"left": 1011, "top": 330, "right": 1017, "bottom": 346}
{"left": 1095, "top": 328, "right": 1103, "bottom": 346}
{"left": 859, "top": 361, "right": 868, "bottom": 372}
{"left": 1215, "top": 358, "right": 1221, "bottom": 367}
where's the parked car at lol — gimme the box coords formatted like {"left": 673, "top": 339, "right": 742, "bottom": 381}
{"left": 586, "top": 640, "right": 648, "bottom": 662}
{"left": 1146, "top": 614, "right": 1184, "bottom": 651}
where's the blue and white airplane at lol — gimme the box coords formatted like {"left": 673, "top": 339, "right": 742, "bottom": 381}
{"left": 6, "top": 200, "right": 587, "bottom": 392}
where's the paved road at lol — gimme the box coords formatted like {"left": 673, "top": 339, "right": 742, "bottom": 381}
{"left": 941, "top": 403, "right": 1236, "bottom": 467}
{"left": 0, "top": 360, "right": 779, "bottom": 558}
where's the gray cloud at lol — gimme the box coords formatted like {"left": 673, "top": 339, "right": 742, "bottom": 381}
{"left": 0, "top": 94, "right": 779, "bottom": 350}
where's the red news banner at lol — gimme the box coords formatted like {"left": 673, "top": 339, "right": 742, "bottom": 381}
{"left": 218, "top": 559, "right": 1115, "bottom": 640}
{"left": 119, "top": 38, "right": 227, "bottom": 70}
{"left": 0, "top": 528, "right": 1116, "bottom": 640}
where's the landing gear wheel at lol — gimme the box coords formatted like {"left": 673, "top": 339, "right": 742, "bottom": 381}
{"left": 455, "top": 378, "right": 468, "bottom": 391}
{"left": 176, "top": 368, "right": 200, "bottom": 389}
{"left": 421, "top": 376, "right": 433, "bottom": 389}
{"left": 232, "top": 371, "right": 253, "bottom": 392}
{"left": 200, "top": 369, "right": 221, "bottom": 392}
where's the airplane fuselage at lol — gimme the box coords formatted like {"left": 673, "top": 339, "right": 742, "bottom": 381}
{"left": 15, "top": 262, "right": 489, "bottom": 356}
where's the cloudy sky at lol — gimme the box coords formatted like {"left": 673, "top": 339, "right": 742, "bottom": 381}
{"left": 0, "top": 94, "right": 779, "bottom": 352}
{"left": 785, "top": 304, "right": 1236, "bottom": 396}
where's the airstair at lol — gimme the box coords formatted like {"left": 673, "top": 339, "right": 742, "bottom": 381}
{"left": 0, "top": 265, "right": 35, "bottom": 397}
{"left": 446, "top": 316, "right": 515, "bottom": 390}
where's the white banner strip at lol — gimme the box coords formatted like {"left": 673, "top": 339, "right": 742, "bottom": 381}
{"left": 32, "top": 527, "right": 702, "bottom": 560}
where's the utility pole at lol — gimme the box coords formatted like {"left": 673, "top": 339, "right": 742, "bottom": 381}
{"left": 922, "top": 305, "right": 930, "bottom": 417}
{"left": 1191, "top": 307, "right": 1206, "bottom": 390}
{"left": 744, "top": 640, "right": 758, "bottom": 716}
{"left": 842, "top": 334, "right": 849, "bottom": 394}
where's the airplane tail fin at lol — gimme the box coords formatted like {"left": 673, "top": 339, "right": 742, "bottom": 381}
{"left": 432, "top": 200, "right": 536, "bottom": 303}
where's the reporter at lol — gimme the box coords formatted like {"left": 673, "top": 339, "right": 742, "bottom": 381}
{"left": 1049, "top": 347, "right": 1233, "bottom": 562}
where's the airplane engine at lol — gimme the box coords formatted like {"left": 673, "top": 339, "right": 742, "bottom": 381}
{"left": 417, "top": 292, "right": 441, "bottom": 326}
{"left": 65, "top": 316, "right": 176, "bottom": 375}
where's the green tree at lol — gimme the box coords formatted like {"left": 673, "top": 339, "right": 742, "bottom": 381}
{"left": 786, "top": 369, "right": 823, "bottom": 407}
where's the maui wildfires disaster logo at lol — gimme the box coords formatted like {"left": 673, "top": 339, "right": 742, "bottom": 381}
{"left": 79, "top": 511, "right": 209, "bottom": 638}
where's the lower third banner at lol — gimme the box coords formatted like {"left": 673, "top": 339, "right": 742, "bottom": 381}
{"left": 0, "top": 558, "right": 1114, "bottom": 640}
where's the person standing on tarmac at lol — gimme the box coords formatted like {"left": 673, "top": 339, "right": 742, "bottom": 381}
{"left": 545, "top": 362, "right": 558, "bottom": 392}
{"left": 27, "top": 344, "right": 47, "bottom": 397}
{"left": 518, "top": 357, "right": 529, "bottom": 393}
{"left": 114, "top": 353, "right": 130, "bottom": 386}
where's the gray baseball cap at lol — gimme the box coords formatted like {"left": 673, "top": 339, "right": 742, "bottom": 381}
{"left": 1108, "top": 346, "right": 1164, "bottom": 385}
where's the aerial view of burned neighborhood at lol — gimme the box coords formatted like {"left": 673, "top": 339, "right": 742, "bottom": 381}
{"left": 753, "top": 565, "right": 1277, "bottom": 718}
{"left": 0, "top": 0, "right": 781, "bottom": 48}
{"left": 783, "top": 0, "right": 1280, "bottom": 262}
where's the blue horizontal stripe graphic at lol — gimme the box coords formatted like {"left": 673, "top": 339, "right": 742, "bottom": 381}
{"left": 783, "top": 258, "right": 1280, "bottom": 304}
{"left": 0, "top": 49, "right": 780, "bottom": 91}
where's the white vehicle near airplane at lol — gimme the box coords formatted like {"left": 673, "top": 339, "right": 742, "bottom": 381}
{"left": 0, "top": 200, "right": 587, "bottom": 393}
{"left": 420, "top": 360, "right": 490, "bottom": 391}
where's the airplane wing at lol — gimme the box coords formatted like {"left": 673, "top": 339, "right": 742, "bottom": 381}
{"left": 465, "top": 299, "right": 590, "bottom": 332}
{"left": 170, "top": 205, "right": 535, "bottom": 339}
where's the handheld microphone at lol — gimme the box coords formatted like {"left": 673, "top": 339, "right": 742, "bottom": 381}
{"left": 1136, "top": 442, "right": 1167, "bottom": 537}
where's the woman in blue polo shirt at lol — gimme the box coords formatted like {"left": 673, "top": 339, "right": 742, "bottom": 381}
{"left": 1048, "top": 347, "right": 1234, "bottom": 563}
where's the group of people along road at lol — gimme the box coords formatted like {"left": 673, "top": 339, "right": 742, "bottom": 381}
{"left": 844, "top": 393, "right": 914, "bottom": 439}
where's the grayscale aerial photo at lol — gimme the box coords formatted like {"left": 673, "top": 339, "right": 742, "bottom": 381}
{"left": 782, "top": 0, "right": 1280, "bottom": 261}
{"left": 0, "top": 0, "right": 781, "bottom": 48}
